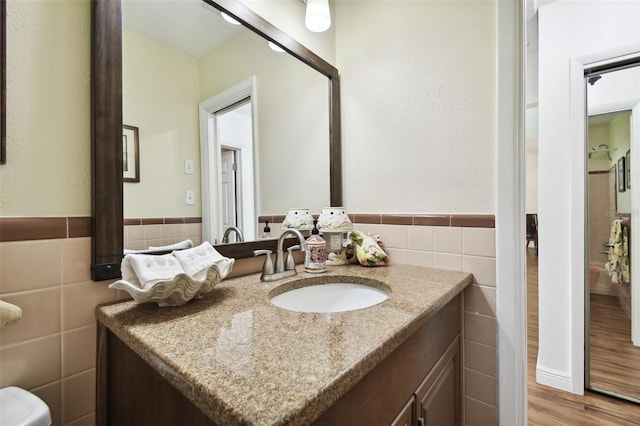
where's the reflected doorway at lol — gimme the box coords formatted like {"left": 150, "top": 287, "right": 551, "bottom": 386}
{"left": 211, "top": 98, "right": 256, "bottom": 242}
{"left": 585, "top": 64, "right": 640, "bottom": 403}
{"left": 220, "top": 148, "right": 239, "bottom": 235}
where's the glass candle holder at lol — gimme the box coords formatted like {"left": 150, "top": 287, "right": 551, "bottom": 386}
{"left": 317, "top": 207, "right": 354, "bottom": 265}
{"left": 282, "top": 208, "right": 314, "bottom": 234}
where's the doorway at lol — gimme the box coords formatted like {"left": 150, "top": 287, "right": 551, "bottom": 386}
{"left": 215, "top": 100, "right": 253, "bottom": 242}
{"left": 585, "top": 64, "right": 640, "bottom": 403}
{"left": 199, "top": 78, "right": 257, "bottom": 243}
{"left": 220, "top": 147, "right": 239, "bottom": 236}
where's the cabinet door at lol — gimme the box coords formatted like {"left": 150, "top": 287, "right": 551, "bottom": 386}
{"left": 391, "top": 396, "right": 414, "bottom": 426}
{"left": 415, "top": 339, "right": 460, "bottom": 426}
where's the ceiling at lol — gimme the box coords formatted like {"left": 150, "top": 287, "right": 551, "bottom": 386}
{"left": 122, "top": 0, "right": 242, "bottom": 59}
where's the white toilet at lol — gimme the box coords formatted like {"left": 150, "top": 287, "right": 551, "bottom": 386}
{"left": 0, "top": 386, "right": 51, "bottom": 426}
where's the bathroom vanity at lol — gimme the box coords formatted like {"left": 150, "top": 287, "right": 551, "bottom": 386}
{"left": 96, "top": 264, "right": 472, "bottom": 425}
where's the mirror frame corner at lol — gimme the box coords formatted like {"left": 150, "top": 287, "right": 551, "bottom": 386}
{"left": 91, "top": 0, "right": 342, "bottom": 280}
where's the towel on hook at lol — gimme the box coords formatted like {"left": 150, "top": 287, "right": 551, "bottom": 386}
{"left": 605, "top": 219, "right": 630, "bottom": 284}
{"left": 122, "top": 253, "right": 185, "bottom": 290}
{"left": 172, "top": 241, "right": 232, "bottom": 281}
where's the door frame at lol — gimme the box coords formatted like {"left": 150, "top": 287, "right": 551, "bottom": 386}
{"left": 199, "top": 77, "right": 257, "bottom": 243}
{"left": 565, "top": 48, "right": 640, "bottom": 394}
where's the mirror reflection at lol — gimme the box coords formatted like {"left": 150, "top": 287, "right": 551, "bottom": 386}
{"left": 585, "top": 64, "right": 640, "bottom": 403}
{"left": 121, "top": 0, "right": 330, "bottom": 249}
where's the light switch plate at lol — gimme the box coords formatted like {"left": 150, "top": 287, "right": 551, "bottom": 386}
{"left": 184, "top": 160, "right": 194, "bottom": 174}
{"left": 186, "top": 190, "right": 195, "bottom": 205}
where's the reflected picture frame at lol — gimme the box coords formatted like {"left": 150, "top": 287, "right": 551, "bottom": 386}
{"left": 617, "top": 156, "right": 625, "bottom": 192}
{"left": 626, "top": 149, "right": 630, "bottom": 189}
{"left": 123, "top": 125, "right": 140, "bottom": 183}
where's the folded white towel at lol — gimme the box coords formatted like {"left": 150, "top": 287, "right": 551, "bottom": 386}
{"left": 148, "top": 239, "right": 194, "bottom": 251}
{"left": 123, "top": 253, "right": 186, "bottom": 290}
{"left": 172, "top": 241, "right": 228, "bottom": 281}
{"left": 124, "top": 239, "right": 194, "bottom": 255}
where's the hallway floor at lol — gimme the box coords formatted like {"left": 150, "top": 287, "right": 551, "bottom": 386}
{"left": 527, "top": 249, "right": 640, "bottom": 425}
{"left": 589, "top": 292, "right": 640, "bottom": 400}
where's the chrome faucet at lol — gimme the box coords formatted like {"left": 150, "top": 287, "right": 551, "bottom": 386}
{"left": 221, "top": 226, "right": 244, "bottom": 244}
{"left": 253, "top": 229, "right": 306, "bottom": 282}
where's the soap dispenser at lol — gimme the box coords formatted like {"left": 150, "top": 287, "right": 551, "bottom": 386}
{"left": 261, "top": 220, "right": 271, "bottom": 239}
{"left": 305, "top": 220, "right": 326, "bottom": 273}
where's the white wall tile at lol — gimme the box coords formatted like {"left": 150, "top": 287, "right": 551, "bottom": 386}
{"left": 408, "top": 226, "right": 434, "bottom": 251}
{"left": 0, "top": 335, "right": 61, "bottom": 389}
{"left": 383, "top": 225, "right": 409, "bottom": 249}
{"left": 434, "top": 253, "right": 463, "bottom": 271}
{"left": 463, "top": 256, "right": 497, "bottom": 287}
{"left": 0, "top": 288, "right": 61, "bottom": 345}
{"left": 386, "top": 248, "right": 408, "bottom": 265}
{"left": 407, "top": 250, "right": 435, "bottom": 268}
{"left": 463, "top": 228, "right": 496, "bottom": 257}
{"left": 62, "top": 238, "right": 92, "bottom": 284}
{"left": 62, "top": 325, "right": 97, "bottom": 376}
{"left": 434, "top": 227, "right": 463, "bottom": 254}
{"left": 0, "top": 240, "right": 62, "bottom": 293}
{"left": 62, "top": 369, "right": 95, "bottom": 423}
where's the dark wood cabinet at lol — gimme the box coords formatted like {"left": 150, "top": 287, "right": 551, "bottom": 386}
{"left": 313, "top": 295, "right": 462, "bottom": 426}
{"left": 98, "top": 294, "right": 462, "bottom": 426}
{"left": 389, "top": 337, "right": 460, "bottom": 426}
{"left": 391, "top": 396, "right": 415, "bottom": 426}
{"left": 415, "top": 339, "right": 460, "bottom": 426}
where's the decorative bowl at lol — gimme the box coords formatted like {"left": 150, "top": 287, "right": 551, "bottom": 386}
{"left": 109, "top": 259, "right": 235, "bottom": 307}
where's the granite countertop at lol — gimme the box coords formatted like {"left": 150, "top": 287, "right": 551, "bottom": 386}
{"left": 96, "top": 263, "right": 472, "bottom": 425}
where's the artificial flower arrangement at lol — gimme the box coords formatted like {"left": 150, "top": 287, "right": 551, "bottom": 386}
{"left": 346, "top": 230, "right": 389, "bottom": 267}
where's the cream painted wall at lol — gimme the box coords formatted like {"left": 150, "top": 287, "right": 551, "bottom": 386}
{"left": 587, "top": 122, "right": 613, "bottom": 172}
{"left": 0, "top": 0, "right": 91, "bottom": 216}
{"left": 122, "top": 30, "right": 202, "bottom": 218}
{"left": 587, "top": 112, "right": 632, "bottom": 212}
{"left": 335, "top": 1, "right": 496, "bottom": 214}
{"left": 199, "top": 28, "right": 330, "bottom": 215}
{"left": 610, "top": 112, "right": 631, "bottom": 212}
{"left": 537, "top": 0, "right": 640, "bottom": 393}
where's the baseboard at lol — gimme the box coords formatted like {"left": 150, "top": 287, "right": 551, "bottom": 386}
{"left": 535, "top": 364, "right": 580, "bottom": 394}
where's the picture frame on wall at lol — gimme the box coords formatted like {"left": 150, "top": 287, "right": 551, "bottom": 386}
{"left": 626, "top": 149, "right": 630, "bottom": 189}
{"left": 617, "top": 156, "right": 625, "bottom": 192}
{"left": 123, "top": 125, "right": 140, "bottom": 183}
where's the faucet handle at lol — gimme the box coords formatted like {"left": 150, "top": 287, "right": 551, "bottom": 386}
{"left": 285, "top": 245, "right": 301, "bottom": 271}
{"left": 253, "top": 250, "right": 274, "bottom": 275}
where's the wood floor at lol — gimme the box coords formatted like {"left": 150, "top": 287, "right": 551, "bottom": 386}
{"left": 589, "top": 293, "right": 640, "bottom": 400}
{"left": 527, "top": 249, "right": 640, "bottom": 425}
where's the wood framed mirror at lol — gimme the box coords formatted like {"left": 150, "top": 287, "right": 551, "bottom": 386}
{"left": 1, "top": 0, "right": 6, "bottom": 164}
{"left": 91, "top": 0, "right": 342, "bottom": 281}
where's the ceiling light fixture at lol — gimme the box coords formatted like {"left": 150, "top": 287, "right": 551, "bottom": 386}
{"left": 221, "top": 12, "right": 241, "bottom": 25}
{"left": 305, "top": 0, "right": 331, "bottom": 33}
{"left": 268, "top": 42, "right": 285, "bottom": 53}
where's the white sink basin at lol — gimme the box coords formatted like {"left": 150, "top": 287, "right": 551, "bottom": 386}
{"left": 269, "top": 280, "right": 390, "bottom": 313}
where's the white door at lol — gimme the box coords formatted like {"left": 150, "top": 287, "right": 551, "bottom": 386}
{"left": 220, "top": 148, "right": 237, "bottom": 230}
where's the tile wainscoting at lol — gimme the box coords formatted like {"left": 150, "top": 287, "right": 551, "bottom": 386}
{"left": 346, "top": 214, "right": 498, "bottom": 425}
{"left": 1, "top": 217, "right": 116, "bottom": 425}
{"left": 123, "top": 217, "right": 202, "bottom": 251}
{"left": 0, "top": 213, "right": 496, "bottom": 425}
